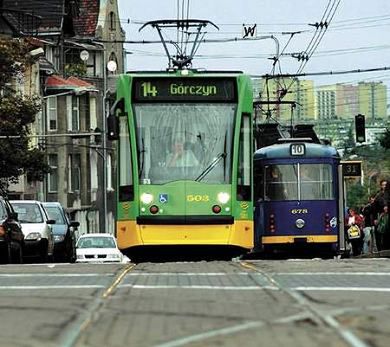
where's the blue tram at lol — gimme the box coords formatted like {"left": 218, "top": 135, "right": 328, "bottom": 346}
{"left": 253, "top": 139, "right": 345, "bottom": 254}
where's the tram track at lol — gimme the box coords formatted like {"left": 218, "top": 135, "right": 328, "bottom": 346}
{"left": 58, "top": 263, "right": 137, "bottom": 347}
{"left": 239, "top": 261, "right": 371, "bottom": 347}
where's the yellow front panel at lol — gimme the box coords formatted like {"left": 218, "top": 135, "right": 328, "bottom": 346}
{"left": 262, "top": 235, "right": 338, "bottom": 244}
{"left": 116, "top": 220, "right": 253, "bottom": 250}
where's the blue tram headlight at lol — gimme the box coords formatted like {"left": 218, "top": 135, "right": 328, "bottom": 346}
{"left": 217, "top": 192, "right": 230, "bottom": 204}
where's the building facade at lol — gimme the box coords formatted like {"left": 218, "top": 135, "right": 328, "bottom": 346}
{"left": 1, "top": 0, "right": 125, "bottom": 235}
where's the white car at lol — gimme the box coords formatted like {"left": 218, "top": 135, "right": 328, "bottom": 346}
{"left": 75, "top": 233, "right": 125, "bottom": 263}
{"left": 10, "top": 200, "right": 55, "bottom": 262}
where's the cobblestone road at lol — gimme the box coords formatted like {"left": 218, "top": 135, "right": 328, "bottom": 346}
{"left": 0, "top": 258, "right": 389, "bottom": 347}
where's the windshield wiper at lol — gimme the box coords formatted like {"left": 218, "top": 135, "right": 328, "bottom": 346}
{"left": 195, "top": 152, "right": 226, "bottom": 182}
{"left": 138, "top": 137, "right": 145, "bottom": 178}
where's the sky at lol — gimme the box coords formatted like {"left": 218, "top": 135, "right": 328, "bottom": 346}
{"left": 117, "top": 0, "right": 390, "bottom": 90}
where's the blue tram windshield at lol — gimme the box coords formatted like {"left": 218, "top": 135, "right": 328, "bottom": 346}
{"left": 263, "top": 164, "right": 334, "bottom": 201}
{"left": 133, "top": 103, "right": 236, "bottom": 184}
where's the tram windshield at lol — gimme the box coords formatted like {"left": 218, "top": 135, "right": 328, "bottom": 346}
{"left": 133, "top": 103, "right": 236, "bottom": 184}
{"left": 258, "top": 163, "right": 334, "bottom": 201}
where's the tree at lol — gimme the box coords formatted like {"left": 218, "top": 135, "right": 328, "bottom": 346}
{"left": 345, "top": 179, "right": 367, "bottom": 210}
{"left": 0, "top": 38, "right": 50, "bottom": 192}
{"left": 379, "top": 128, "right": 390, "bottom": 149}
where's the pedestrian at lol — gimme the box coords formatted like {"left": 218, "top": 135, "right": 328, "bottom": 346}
{"left": 361, "top": 195, "right": 376, "bottom": 253}
{"left": 376, "top": 205, "right": 389, "bottom": 251}
{"left": 346, "top": 208, "right": 364, "bottom": 256}
{"left": 373, "top": 179, "right": 388, "bottom": 223}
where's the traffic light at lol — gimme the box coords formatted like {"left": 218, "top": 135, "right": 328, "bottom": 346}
{"left": 355, "top": 114, "right": 365, "bottom": 143}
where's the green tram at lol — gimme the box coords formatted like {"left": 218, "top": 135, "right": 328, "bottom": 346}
{"left": 107, "top": 70, "right": 254, "bottom": 255}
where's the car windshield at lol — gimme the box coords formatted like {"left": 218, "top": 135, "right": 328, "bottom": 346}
{"left": 44, "top": 206, "right": 66, "bottom": 224}
{"left": 77, "top": 236, "right": 116, "bottom": 249}
{"left": 12, "top": 203, "right": 43, "bottom": 223}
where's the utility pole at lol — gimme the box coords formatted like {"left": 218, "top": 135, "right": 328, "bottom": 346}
{"left": 102, "top": 47, "right": 108, "bottom": 234}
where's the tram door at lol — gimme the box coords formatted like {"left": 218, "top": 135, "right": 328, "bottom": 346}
{"left": 338, "top": 163, "right": 346, "bottom": 252}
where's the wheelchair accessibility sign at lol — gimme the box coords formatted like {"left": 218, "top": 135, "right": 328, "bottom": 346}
{"left": 159, "top": 194, "right": 168, "bottom": 203}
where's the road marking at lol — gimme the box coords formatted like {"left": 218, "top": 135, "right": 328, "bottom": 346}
{"left": 119, "top": 284, "right": 278, "bottom": 290}
{"left": 323, "top": 315, "right": 371, "bottom": 347}
{"left": 275, "top": 272, "right": 390, "bottom": 276}
{"left": 0, "top": 273, "right": 114, "bottom": 277}
{"left": 154, "top": 312, "right": 315, "bottom": 347}
{"left": 59, "top": 263, "right": 136, "bottom": 347}
{"left": 0, "top": 285, "right": 105, "bottom": 290}
{"left": 125, "top": 272, "right": 250, "bottom": 276}
{"left": 294, "top": 286, "right": 390, "bottom": 292}
{"left": 103, "top": 264, "right": 136, "bottom": 298}
{"left": 154, "top": 321, "right": 264, "bottom": 347}
{"left": 240, "top": 261, "right": 371, "bottom": 347}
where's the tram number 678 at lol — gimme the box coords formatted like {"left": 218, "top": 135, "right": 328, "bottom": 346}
{"left": 187, "top": 195, "right": 209, "bottom": 202}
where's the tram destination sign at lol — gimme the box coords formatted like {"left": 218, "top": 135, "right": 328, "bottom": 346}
{"left": 132, "top": 77, "right": 237, "bottom": 102}
{"left": 341, "top": 161, "right": 362, "bottom": 177}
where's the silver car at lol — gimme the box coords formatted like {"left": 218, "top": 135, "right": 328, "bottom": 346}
{"left": 10, "top": 200, "right": 55, "bottom": 262}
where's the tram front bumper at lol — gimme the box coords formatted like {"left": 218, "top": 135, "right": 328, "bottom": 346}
{"left": 262, "top": 235, "right": 338, "bottom": 244}
{"left": 116, "top": 220, "right": 253, "bottom": 250}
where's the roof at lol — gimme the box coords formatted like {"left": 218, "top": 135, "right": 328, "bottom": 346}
{"left": 2, "top": 0, "right": 66, "bottom": 35}
{"left": 73, "top": 0, "right": 100, "bottom": 37}
{"left": 254, "top": 142, "right": 340, "bottom": 160}
{"left": 45, "top": 75, "right": 98, "bottom": 93}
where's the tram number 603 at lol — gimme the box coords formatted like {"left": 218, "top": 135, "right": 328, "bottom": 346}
{"left": 187, "top": 195, "right": 209, "bottom": 202}
{"left": 290, "top": 143, "right": 306, "bottom": 156}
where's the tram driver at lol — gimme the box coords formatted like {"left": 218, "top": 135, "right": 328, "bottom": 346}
{"left": 166, "top": 137, "right": 199, "bottom": 167}
{"left": 265, "top": 166, "right": 287, "bottom": 200}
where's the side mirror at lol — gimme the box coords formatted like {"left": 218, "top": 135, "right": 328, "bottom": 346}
{"left": 47, "top": 219, "right": 56, "bottom": 224}
{"left": 107, "top": 98, "right": 125, "bottom": 141}
{"left": 70, "top": 221, "right": 80, "bottom": 229}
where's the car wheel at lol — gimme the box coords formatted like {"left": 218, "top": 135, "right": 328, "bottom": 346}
{"left": 10, "top": 243, "right": 23, "bottom": 264}
{"left": 39, "top": 240, "right": 49, "bottom": 263}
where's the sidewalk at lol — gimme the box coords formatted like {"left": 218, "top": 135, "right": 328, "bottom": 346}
{"left": 356, "top": 249, "right": 390, "bottom": 258}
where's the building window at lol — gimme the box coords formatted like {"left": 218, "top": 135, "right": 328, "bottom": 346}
{"left": 72, "top": 97, "right": 80, "bottom": 130}
{"left": 48, "top": 154, "right": 58, "bottom": 192}
{"left": 110, "top": 12, "right": 116, "bottom": 31}
{"left": 68, "top": 154, "right": 81, "bottom": 192}
{"left": 67, "top": 96, "right": 80, "bottom": 131}
{"left": 47, "top": 97, "right": 57, "bottom": 131}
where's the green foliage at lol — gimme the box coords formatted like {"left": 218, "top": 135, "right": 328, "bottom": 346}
{"left": 346, "top": 180, "right": 367, "bottom": 210}
{"left": 0, "top": 38, "right": 50, "bottom": 192}
{"left": 65, "top": 63, "right": 87, "bottom": 77}
{"left": 379, "top": 128, "right": 390, "bottom": 149}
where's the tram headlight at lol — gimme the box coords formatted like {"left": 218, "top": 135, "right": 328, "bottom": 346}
{"left": 217, "top": 192, "right": 230, "bottom": 204}
{"left": 140, "top": 193, "right": 154, "bottom": 205}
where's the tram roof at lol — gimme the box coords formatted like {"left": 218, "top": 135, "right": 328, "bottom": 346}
{"left": 124, "top": 70, "right": 247, "bottom": 78}
{"left": 254, "top": 141, "right": 340, "bottom": 160}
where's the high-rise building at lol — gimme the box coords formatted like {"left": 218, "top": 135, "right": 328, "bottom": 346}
{"left": 358, "top": 82, "right": 387, "bottom": 121}
{"left": 315, "top": 85, "right": 337, "bottom": 120}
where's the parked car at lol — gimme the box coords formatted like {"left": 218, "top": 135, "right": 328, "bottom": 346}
{"left": 75, "top": 233, "right": 124, "bottom": 263}
{"left": 0, "top": 197, "right": 24, "bottom": 264}
{"left": 10, "top": 200, "right": 55, "bottom": 262}
{"left": 42, "top": 202, "right": 79, "bottom": 262}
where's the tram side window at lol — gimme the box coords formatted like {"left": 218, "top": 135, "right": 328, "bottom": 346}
{"left": 237, "top": 113, "right": 251, "bottom": 201}
{"left": 265, "top": 165, "right": 298, "bottom": 201}
{"left": 300, "top": 164, "right": 333, "bottom": 200}
{"left": 253, "top": 165, "right": 265, "bottom": 201}
{"left": 118, "top": 117, "right": 134, "bottom": 201}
